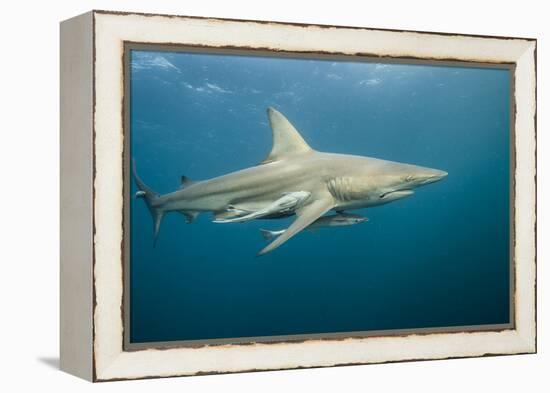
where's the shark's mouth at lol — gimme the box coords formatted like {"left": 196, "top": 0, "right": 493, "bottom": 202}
{"left": 380, "top": 190, "right": 414, "bottom": 199}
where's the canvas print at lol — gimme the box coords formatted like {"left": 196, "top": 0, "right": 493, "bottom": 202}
{"left": 127, "top": 47, "right": 511, "bottom": 346}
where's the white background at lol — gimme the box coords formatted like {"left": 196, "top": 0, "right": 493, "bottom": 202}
{"left": 0, "top": 0, "right": 545, "bottom": 391}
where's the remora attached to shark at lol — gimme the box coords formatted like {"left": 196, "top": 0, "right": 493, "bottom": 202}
{"left": 260, "top": 213, "right": 368, "bottom": 240}
{"left": 213, "top": 191, "right": 311, "bottom": 223}
{"left": 133, "top": 107, "right": 447, "bottom": 255}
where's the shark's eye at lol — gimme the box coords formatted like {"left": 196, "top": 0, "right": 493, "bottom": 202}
{"left": 405, "top": 175, "right": 414, "bottom": 182}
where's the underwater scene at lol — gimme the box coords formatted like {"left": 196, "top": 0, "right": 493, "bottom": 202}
{"left": 129, "top": 49, "right": 511, "bottom": 344}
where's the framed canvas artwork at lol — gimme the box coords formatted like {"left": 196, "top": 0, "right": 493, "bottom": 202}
{"left": 60, "top": 10, "right": 537, "bottom": 381}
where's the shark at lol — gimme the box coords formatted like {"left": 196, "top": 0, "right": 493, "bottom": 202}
{"left": 133, "top": 107, "right": 447, "bottom": 255}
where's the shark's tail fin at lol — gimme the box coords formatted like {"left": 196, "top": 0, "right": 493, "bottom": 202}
{"left": 132, "top": 160, "right": 164, "bottom": 245}
{"left": 260, "top": 229, "right": 284, "bottom": 241}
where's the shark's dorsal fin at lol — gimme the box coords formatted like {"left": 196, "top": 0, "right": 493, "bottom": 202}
{"left": 180, "top": 176, "right": 194, "bottom": 188}
{"left": 261, "top": 107, "right": 313, "bottom": 164}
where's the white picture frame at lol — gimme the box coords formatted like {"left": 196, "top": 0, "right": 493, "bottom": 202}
{"left": 60, "top": 10, "right": 536, "bottom": 381}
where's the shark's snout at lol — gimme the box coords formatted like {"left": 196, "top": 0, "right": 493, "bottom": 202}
{"left": 433, "top": 169, "right": 448, "bottom": 181}
{"left": 421, "top": 169, "right": 448, "bottom": 185}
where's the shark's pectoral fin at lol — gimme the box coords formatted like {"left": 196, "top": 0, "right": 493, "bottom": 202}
{"left": 260, "top": 108, "right": 313, "bottom": 164}
{"left": 257, "top": 196, "right": 334, "bottom": 256}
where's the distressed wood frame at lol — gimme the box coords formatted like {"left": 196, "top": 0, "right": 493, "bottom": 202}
{"left": 60, "top": 10, "right": 537, "bottom": 382}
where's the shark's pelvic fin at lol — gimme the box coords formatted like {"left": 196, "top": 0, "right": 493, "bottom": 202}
{"left": 257, "top": 195, "right": 334, "bottom": 256}
{"left": 261, "top": 107, "right": 313, "bottom": 164}
{"left": 180, "top": 210, "right": 199, "bottom": 223}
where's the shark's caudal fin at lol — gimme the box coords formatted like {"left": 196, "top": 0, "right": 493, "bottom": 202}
{"left": 132, "top": 160, "right": 164, "bottom": 245}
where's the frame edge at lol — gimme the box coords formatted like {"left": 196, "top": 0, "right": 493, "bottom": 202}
{"left": 60, "top": 10, "right": 95, "bottom": 382}
{"left": 91, "top": 11, "right": 538, "bottom": 381}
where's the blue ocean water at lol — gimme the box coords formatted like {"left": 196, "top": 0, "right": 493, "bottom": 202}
{"left": 129, "top": 50, "right": 510, "bottom": 343}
